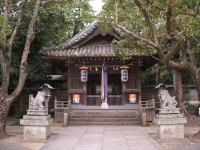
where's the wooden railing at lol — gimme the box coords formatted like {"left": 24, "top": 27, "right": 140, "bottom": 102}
{"left": 139, "top": 96, "right": 156, "bottom": 126}
{"left": 52, "top": 99, "right": 71, "bottom": 125}
{"left": 54, "top": 100, "right": 68, "bottom": 109}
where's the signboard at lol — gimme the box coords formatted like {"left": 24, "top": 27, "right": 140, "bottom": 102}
{"left": 129, "top": 94, "right": 136, "bottom": 103}
{"left": 73, "top": 94, "right": 80, "bottom": 103}
{"left": 121, "top": 69, "right": 128, "bottom": 82}
{"left": 80, "top": 70, "right": 88, "bottom": 82}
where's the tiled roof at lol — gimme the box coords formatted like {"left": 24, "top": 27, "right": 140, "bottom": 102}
{"left": 40, "top": 20, "right": 121, "bottom": 53}
{"left": 41, "top": 45, "right": 143, "bottom": 57}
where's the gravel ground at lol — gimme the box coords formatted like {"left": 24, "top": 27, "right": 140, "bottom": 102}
{"left": 0, "top": 134, "right": 45, "bottom": 150}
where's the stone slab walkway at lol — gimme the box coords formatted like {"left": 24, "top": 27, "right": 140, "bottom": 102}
{"left": 39, "top": 126, "right": 163, "bottom": 150}
{"left": 2, "top": 125, "right": 200, "bottom": 150}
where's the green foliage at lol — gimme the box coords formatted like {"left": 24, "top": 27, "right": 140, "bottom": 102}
{"left": 14, "top": 105, "right": 28, "bottom": 119}
{"left": 141, "top": 66, "right": 156, "bottom": 85}
{"left": 101, "top": 0, "right": 200, "bottom": 88}
{"left": 9, "top": 122, "right": 21, "bottom": 126}
{"left": 101, "top": 0, "right": 200, "bottom": 60}
{"left": 5, "top": 0, "right": 96, "bottom": 90}
{"left": 141, "top": 66, "right": 174, "bottom": 85}
{"left": 141, "top": 66, "right": 193, "bottom": 85}
{"left": 182, "top": 86, "right": 191, "bottom": 106}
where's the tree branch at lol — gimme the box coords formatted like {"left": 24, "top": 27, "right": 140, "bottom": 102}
{"left": 151, "top": 55, "right": 161, "bottom": 61}
{"left": 166, "top": 42, "right": 180, "bottom": 60}
{"left": 134, "top": 0, "right": 159, "bottom": 45}
{"left": 4, "top": 0, "right": 9, "bottom": 20}
{"left": 174, "top": 2, "right": 200, "bottom": 17}
{"left": 145, "top": 0, "right": 165, "bottom": 11}
{"left": 191, "top": 34, "right": 200, "bottom": 44}
{"left": 11, "top": 0, "right": 41, "bottom": 97}
{"left": 166, "top": 0, "right": 175, "bottom": 35}
{"left": 8, "top": 0, "right": 28, "bottom": 48}
{"left": 112, "top": 22, "right": 165, "bottom": 60}
{"left": 158, "top": 65, "right": 168, "bottom": 72}
{"left": 143, "top": 35, "right": 171, "bottom": 39}
{"left": 41, "top": 0, "right": 64, "bottom": 5}
{"left": 112, "top": 22, "right": 158, "bottom": 48}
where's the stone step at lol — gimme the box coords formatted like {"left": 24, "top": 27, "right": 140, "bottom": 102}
{"left": 70, "top": 110, "right": 140, "bottom": 117}
{"left": 68, "top": 109, "right": 142, "bottom": 126}
{"left": 68, "top": 121, "right": 142, "bottom": 126}
{"left": 70, "top": 115, "right": 140, "bottom": 118}
{"left": 69, "top": 118, "right": 141, "bottom": 122}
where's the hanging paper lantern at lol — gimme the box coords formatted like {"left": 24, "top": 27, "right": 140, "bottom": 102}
{"left": 80, "top": 70, "right": 88, "bottom": 82}
{"left": 121, "top": 69, "right": 128, "bottom": 82}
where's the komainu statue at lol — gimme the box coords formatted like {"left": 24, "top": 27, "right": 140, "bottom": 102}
{"left": 159, "top": 90, "right": 177, "bottom": 109}
{"left": 29, "top": 91, "right": 45, "bottom": 110}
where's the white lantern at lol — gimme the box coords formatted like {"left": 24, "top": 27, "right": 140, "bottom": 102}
{"left": 80, "top": 70, "right": 88, "bottom": 82}
{"left": 121, "top": 69, "right": 128, "bottom": 82}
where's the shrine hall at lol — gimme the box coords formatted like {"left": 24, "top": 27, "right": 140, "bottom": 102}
{"left": 39, "top": 20, "right": 158, "bottom": 107}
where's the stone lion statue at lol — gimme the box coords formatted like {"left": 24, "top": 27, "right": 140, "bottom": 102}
{"left": 159, "top": 90, "right": 177, "bottom": 109}
{"left": 29, "top": 91, "right": 45, "bottom": 110}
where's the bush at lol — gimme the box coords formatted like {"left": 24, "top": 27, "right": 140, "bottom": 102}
{"left": 9, "top": 122, "right": 21, "bottom": 126}
{"left": 14, "top": 105, "right": 28, "bottom": 119}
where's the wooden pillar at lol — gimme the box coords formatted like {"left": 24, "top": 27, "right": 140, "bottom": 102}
{"left": 83, "top": 81, "right": 87, "bottom": 106}
{"left": 173, "top": 70, "right": 183, "bottom": 108}
{"left": 122, "top": 82, "right": 126, "bottom": 105}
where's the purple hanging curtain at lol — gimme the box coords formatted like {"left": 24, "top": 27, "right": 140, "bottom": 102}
{"left": 101, "top": 66, "right": 104, "bottom": 101}
{"left": 104, "top": 69, "right": 108, "bottom": 101}
{"left": 101, "top": 65, "right": 108, "bottom": 102}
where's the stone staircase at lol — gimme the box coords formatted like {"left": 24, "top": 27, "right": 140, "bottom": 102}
{"left": 68, "top": 109, "right": 142, "bottom": 126}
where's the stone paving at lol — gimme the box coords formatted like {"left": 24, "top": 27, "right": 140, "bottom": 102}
{"left": 39, "top": 126, "right": 163, "bottom": 150}
{"left": 1, "top": 125, "right": 200, "bottom": 150}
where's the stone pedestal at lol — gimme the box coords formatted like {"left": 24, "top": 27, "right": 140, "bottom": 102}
{"left": 20, "top": 114, "right": 53, "bottom": 141}
{"left": 154, "top": 110, "right": 187, "bottom": 140}
{"left": 101, "top": 102, "right": 109, "bottom": 109}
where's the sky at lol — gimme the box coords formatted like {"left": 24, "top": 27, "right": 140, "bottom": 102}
{"left": 89, "top": 0, "right": 104, "bottom": 14}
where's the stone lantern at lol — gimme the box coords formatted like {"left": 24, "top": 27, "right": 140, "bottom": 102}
{"left": 40, "top": 83, "right": 54, "bottom": 112}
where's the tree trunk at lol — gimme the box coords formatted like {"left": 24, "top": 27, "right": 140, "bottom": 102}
{"left": 173, "top": 70, "right": 183, "bottom": 109}
{"left": 0, "top": 97, "right": 12, "bottom": 139}
{"left": 0, "top": 100, "right": 7, "bottom": 138}
{"left": 0, "top": 122, "right": 7, "bottom": 139}
{"left": 194, "top": 130, "right": 200, "bottom": 139}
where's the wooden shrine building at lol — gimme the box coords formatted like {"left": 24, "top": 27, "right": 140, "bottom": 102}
{"left": 39, "top": 20, "right": 158, "bottom": 106}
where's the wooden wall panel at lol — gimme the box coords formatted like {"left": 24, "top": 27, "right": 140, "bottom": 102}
{"left": 87, "top": 96, "right": 122, "bottom": 106}
{"left": 126, "top": 77, "right": 138, "bottom": 89}
{"left": 129, "top": 65, "right": 139, "bottom": 75}
{"left": 71, "top": 78, "right": 83, "bottom": 89}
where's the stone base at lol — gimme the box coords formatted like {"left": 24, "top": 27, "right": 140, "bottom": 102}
{"left": 27, "top": 109, "right": 48, "bottom": 115}
{"left": 159, "top": 108, "right": 180, "bottom": 114}
{"left": 101, "top": 102, "right": 109, "bottom": 109}
{"left": 154, "top": 115, "right": 187, "bottom": 125}
{"left": 154, "top": 113, "right": 187, "bottom": 140}
{"left": 158, "top": 124, "right": 184, "bottom": 140}
{"left": 23, "top": 126, "right": 50, "bottom": 141}
{"left": 20, "top": 115, "right": 53, "bottom": 141}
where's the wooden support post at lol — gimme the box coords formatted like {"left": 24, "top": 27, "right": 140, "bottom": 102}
{"left": 142, "top": 112, "right": 147, "bottom": 126}
{"left": 63, "top": 108, "right": 67, "bottom": 127}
